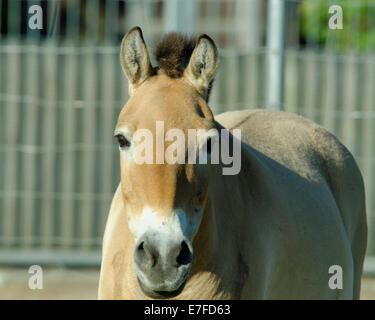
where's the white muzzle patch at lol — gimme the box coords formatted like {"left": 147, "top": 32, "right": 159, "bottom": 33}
{"left": 128, "top": 207, "right": 198, "bottom": 242}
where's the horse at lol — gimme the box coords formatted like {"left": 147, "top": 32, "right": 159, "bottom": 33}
{"left": 98, "top": 26, "right": 367, "bottom": 299}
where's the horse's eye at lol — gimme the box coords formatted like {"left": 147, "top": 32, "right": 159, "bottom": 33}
{"left": 115, "top": 134, "right": 130, "bottom": 148}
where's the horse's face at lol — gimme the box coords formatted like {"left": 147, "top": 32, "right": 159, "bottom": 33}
{"left": 114, "top": 27, "right": 218, "bottom": 298}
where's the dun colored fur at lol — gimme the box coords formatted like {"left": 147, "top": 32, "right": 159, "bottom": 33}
{"left": 98, "top": 27, "right": 367, "bottom": 300}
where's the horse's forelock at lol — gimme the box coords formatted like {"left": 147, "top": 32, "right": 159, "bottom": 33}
{"left": 154, "top": 32, "right": 197, "bottom": 78}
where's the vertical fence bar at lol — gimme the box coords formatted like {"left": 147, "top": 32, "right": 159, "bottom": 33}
{"left": 114, "top": 39, "right": 128, "bottom": 195}
{"left": 225, "top": 53, "right": 239, "bottom": 110}
{"left": 0, "top": 2, "right": 5, "bottom": 243}
{"left": 216, "top": 54, "right": 228, "bottom": 114}
{"left": 46, "top": 0, "right": 61, "bottom": 41}
{"left": 118, "top": 0, "right": 126, "bottom": 37}
{"left": 40, "top": 41, "right": 58, "bottom": 249}
{"left": 341, "top": 54, "right": 357, "bottom": 152}
{"left": 322, "top": 54, "right": 337, "bottom": 133}
{"left": 60, "top": 43, "right": 77, "bottom": 250}
{"left": 265, "top": 0, "right": 285, "bottom": 110}
{"left": 65, "top": 0, "right": 80, "bottom": 42}
{"left": 362, "top": 0, "right": 375, "bottom": 260}
{"left": 314, "top": 54, "right": 324, "bottom": 125}
{"left": 283, "top": 51, "right": 298, "bottom": 114}
{"left": 246, "top": 51, "right": 262, "bottom": 110}
{"left": 58, "top": 0, "right": 81, "bottom": 250}
{"left": 301, "top": 50, "right": 324, "bottom": 124}
{"left": 2, "top": 39, "right": 21, "bottom": 248}
{"left": 99, "top": 49, "right": 117, "bottom": 239}
{"left": 22, "top": 42, "right": 40, "bottom": 248}
{"left": 104, "top": 0, "right": 118, "bottom": 43}
{"left": 303, "top": 52, "right": 318, "bottom": 121}
{"left": 294, "top": 51, "right": 305, "bottom": 115}
{"left": 0, "top": 50, "right": 2, "bottom": 246}
{"left": 333, "top": 58, "right": 344, "bottom": 139}
{"left": 79, "top": 0, "right": 102, "bottom": 250}
{"left": 7, "top": 0, "right": 21, "bottom": 38}
{"left": 222, "top": 0, "right": 234, "bottom": 48}
{"left": 236, "top": 53, "right": 245, "bottom": 109}
{"left": 80, "top": 48, "right": 97, "bottom": 250}
{"left": 363, "top": 59, "right": 375, "bottom": 256}
{"left": 1, "top": 0, "right": 22, "bottom": 249}
{"left": 84, "top": 0, "right": 100, "bottom": 42}
{"left": 0, "top": 0, "right": 3, "bottom": 40}
{"left": 21, "top": 0, "right": 42, "bottom": 249}
{"left": 352, "top": 60, "right": 365, "bottom": 159}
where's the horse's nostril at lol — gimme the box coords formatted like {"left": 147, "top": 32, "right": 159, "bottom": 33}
{"left": 176, "top": 241, "right": 192, "bottom": 267}
{"left": 136, "top": 240, "right": 158, "bottom": 268}
{"left": 137, "top": 241, "right": 144, "bottom": 251}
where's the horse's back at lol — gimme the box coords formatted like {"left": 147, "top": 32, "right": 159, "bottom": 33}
{"left": 215, "top": 109, "right": 367, "bottom": 299}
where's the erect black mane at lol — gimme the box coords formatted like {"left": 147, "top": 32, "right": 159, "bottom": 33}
{"left": 153, "top": 32, "right": 214, "bottom": 101}
{"left": 154, "top": 32, "right": 197, "bottom": 78}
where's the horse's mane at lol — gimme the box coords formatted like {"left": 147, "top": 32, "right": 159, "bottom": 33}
{"left": 154, "top": 32, "right": 214, "bottom": 101}
{"left": 154, "top": 32, "right": 197, "bottom": 78}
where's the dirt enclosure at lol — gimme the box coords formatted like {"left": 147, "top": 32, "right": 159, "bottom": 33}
{"left": 0, "top": 267, "right": 374, "bottom": 300}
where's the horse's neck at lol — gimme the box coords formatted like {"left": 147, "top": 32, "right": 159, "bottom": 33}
{"left": 194, "top": 144, "right": 263, "bottom": 268}
{"left": 190, "top": 196, "right": 218, "bottom": 273}
{"left": 190, "top": 159, "right": 250, "bottom": 267}
{"left": 187, "top": 165, "right": 252, "bottom": 298}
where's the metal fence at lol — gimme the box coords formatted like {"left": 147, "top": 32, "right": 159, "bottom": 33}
{"left": 0, "top": 0, "right": 374, "bottom": 271}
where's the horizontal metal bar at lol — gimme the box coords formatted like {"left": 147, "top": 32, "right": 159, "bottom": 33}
{"left": 0, "top": 45, "right": 119, "bottom": 55}
{"left": 0, "top": 236, "right": 102, "bottom": 247}
{"left": 3, "top": 93, "right": 375, "bottom": 119}
{"left": 0, "top": 250, "right": 101, "bottom": 267}
{"left": 0, "top": 189, "right": 113, "bottom": 201}
{"left": 0, "top": 94, "right": 123, "bottom": 110}
{"left": 1, "top": 42, "right": 374, "bottom": 65}
{"left": 285, "top": 50, "right": 375, "bottom": 65}
{"left": 0, "top": 144, "right": 116, "bottom": 154}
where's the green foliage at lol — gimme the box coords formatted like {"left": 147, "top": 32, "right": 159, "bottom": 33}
{"left": 299, "top": 0, "right": 375, "bottom": 52}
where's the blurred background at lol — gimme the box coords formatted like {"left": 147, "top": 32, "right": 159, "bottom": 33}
{"left": 0, "top": 0, "right": 375, "bottom": 299}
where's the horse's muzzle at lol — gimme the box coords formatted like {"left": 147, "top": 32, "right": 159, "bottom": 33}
{"left": 133, "top": 232, "right": 193, "bottom": 298}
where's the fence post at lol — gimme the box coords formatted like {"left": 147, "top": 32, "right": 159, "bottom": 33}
{"left": 265, "top": 0, "right": 286, "bottom": 110}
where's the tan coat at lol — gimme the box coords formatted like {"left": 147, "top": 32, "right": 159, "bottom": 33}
{"left": 98, "top": 27, "right": 367, "bottom": 300}
{"left": 99, "top": 108, "right": 367, "bottom": 299}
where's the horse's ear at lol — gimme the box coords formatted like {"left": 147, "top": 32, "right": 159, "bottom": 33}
{"left": 120, "top": 26, "right": 153, "bottom": 95}
{"left": 184, "top": 34, "right": 219, "bottom": 99}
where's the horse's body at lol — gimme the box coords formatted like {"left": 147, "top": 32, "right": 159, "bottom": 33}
{"left": 98, "top": 28, "right": 367, "bottom": 299}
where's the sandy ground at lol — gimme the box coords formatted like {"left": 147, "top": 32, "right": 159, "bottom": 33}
{"left": 0, "top": 267, "right": 374, "bottom": 300}
{"left": 0, "top": 267, "right": 99, "bottom": 300}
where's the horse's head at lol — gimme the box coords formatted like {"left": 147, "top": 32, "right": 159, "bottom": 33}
{"left": 114, "top": 27, "right": 219, "bottom": 298}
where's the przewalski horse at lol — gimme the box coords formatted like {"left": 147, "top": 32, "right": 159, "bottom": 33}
{"left": 98, "top": 27, "right": 367, "bottom": 299}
